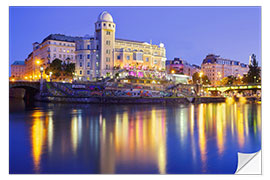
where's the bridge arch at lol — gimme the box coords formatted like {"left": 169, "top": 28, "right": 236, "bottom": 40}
{"left": 9, "top": 82, "right": 40, "bottom": 100}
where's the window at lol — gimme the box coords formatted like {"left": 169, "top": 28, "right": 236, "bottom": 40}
{"left": 106, "top": 57, "right": 110, "bottom": 62}
{"left": 87, "top": 45, "right": 90, "bottom": 49}
{"left": 59, "top": 54, "right": 62, "bottom": 58}
{"left": 106, "top": 49, "right": 110, "bottom": 54}
{"left": 80, "top": 62, "right": 82, "bottom": 67}
{"left": 80, "top": 70, "right": 82, "bottom": 75}
{"left": 106, "top": 64, "right": 110, "bottom": 69}
{"left": 103, "top": 23, "right": 106, "bottom": 26}
{"left": 87, "top": 54, "right": 90, "bottom": 59}
{"left": 97, "top": 45, "right": 99, "bottom": 50}
{"left": 117, "top": 55, "right": 121, "bottom": 60}
{"left": 59, "top": 43, "right": 62, "bottom": 45}
{"left": 87, "top": 70, "right": 90, "bottom": 75}
{"left": 109, "top": 24, "right": 111, "bottom": 27}
{"left": 53, "top": 54, "right": 56, "bottom": 58}
{"left": 71, "top": 55, "right": 73, "bottom": 59}
{"left": 87, "top": 62, "right": 90, "bottom": 67}
{"left": 54, "top": 48, "right": 56, "bottom": 52}
{"left": 106, "top": 31, "right": 110, "bottom": 35}
{"left": 63, "top": 54, "right": 66, "bottom": 59}
{"left": 127, "top": 55, "right": 130, "bottom": 60}
{"left": 154, "top": 59, "right": 157, "bottom": 64}
{"left": 80, "top": 55, "right": 82, "bottom": 59}
{"left": 106, "top": 40, "right": 110, "bottom": 45}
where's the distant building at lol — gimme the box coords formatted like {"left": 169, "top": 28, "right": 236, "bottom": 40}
{"left": 11, "top": 61, "right": 26, "bottom": 79}
{"left": 75, "top": 11, "right": 166, "bottom": 81}
{"left": 24, "top": 34, "right": 82, "bottom": 80}
{"left": 201, "top": 54, "right": 249, "bottom": 85}
{"left": 166, "top": 58, "right": 200, "bottom": 77}
{"left": 166, "top": 58, "right": 184, "bottom": 74}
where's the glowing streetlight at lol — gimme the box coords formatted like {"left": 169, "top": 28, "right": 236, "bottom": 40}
{"left": 171, "top": 70, "right": 175, "bottom": 74}
{"left": 199, "top": 72, "right": 203, "bottom": 78}
{"left": 49, "top": 72, "right": 53, "bottom": 82}
{"left": 36, "top": 60, "right": 40, "bottom": 65}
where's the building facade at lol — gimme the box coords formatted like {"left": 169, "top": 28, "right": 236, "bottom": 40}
{"left": 24, "top": 34, "right": 81, "bottom": 80}
{"left": 75, "top": 11, "right": 166, "bottom": 81}
{"left": 166, "top": 58, "right": 200, "bottom": 77}
{"left": 11, "top": 61, "right": 26, "bottom": 79}
{"left": 201, "top": 54, "right": 249, "bottom": 85}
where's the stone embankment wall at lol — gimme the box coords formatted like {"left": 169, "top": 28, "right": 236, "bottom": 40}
{"left": 39, "top": 96, "right": 192, "bottom": 104}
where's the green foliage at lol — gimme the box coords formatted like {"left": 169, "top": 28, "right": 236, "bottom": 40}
{"left": 220, "top": 75, "right": 236, "bottom": 85}
{"left": 192, "top": 72, "right": 211, "bottom": 85}
{"left": 45, "top": 58, "right": 75, "bottom": 78}
{"left": 247, "top": 54, "right": 261, "bottom": 83}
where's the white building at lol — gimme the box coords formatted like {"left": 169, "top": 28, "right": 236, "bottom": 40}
{"left": 75, "top": 11, "right": 167, "bottom": 81}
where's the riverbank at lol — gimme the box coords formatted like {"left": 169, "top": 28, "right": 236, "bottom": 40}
{"left": 35, "top": 95, "right": 232, "bottom": 104}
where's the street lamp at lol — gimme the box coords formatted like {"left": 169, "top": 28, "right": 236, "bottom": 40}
{"left": 40, "top": 65, "right": 44, "bottom": 93}
{"left": 49, "top": 72, "right": 53, "bottom": 82}
{"left": 199, "top": 72, "right": 203, "bottom": 84}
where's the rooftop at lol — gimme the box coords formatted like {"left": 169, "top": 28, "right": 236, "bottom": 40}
{"left": 12, "top": 61, "right": 25, "bottom": 66}
{"left": 41, "top": 34, "right": 83, "bottom": 44}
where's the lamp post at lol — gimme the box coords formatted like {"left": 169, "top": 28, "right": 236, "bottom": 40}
{"left": 35, "top": 60, "right": 40, "bottom": 81}
{"left": 40, "top": 65, "right": 44, "bottom": 93}
{"left": 49, "top": 72, "right": 53, "bottom": 82}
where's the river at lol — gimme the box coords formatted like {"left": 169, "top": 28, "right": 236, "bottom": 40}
{"left": 9, "top": 98, "right": 261, "bottom": 174}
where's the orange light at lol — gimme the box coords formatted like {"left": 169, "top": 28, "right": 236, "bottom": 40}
{"left": 11, "top": 79, "right": 15, "bottom": 82}
{"left": 171, "top": 70, "right": 175, "bottom": 74}
{"left": 36, "top": 60, "right": 40, "bottom": 65}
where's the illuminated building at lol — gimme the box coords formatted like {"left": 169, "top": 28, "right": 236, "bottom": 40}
{"left": 201, "top": 54, "right": 249, "bottom": 85}
{"left": 75, "top": 11, "right": 167, "bottom": 80}
{"left": 166, "top": 58, "right": 200, "bottom": 77}
{"left": 10, "top": 61, "right": 26, "bottom": 79}
{"left": 24, "top": 34, "right": 81, "bottom": 79}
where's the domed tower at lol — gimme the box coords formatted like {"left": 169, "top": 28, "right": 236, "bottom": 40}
{"left": 94, "top": 11, "right": 116, "bottom": 77}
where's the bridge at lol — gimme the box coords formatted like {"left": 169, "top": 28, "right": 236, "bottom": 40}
{"left": 204, "top": 84, "right": 261, "bottom": 92}
{"left": 9, "top": 81, "right": 40, "bottom": 99}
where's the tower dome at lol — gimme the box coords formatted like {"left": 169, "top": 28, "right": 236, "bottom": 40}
{"left": 98, "top": 11, "right": 113, "bottom": 22}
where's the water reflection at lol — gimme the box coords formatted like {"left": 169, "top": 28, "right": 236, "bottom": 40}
{"left": 9, "top": 99, "right": 261, "bottom": 174}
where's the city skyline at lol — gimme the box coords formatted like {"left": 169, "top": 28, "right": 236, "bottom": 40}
{"left": 9, "top": 6, "right": 261, "bottom": 69}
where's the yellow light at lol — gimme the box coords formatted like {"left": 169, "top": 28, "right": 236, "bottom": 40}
{"left": 171, "top": 70, "right": 175, "bottom": 74}
{"left": 36, "top": 60, "right": 40, "bottom": 65}
{"left": 30, "top": 76, "right": 32, "bottom": 78}
{"left": 11, "top": 79, "right": 15, "bottom": 82}
{"left": 24, "top": 76, "right": 28, "bottom": 80}
{"left": 199, "top": 72, "right": 203, "bottom": 77}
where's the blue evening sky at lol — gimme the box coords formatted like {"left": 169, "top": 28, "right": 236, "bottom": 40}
{"left": 9, "top": 6, "right": 261, "bottom": 68}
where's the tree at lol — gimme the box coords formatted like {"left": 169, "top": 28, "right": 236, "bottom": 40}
{"left": 192, "top": 72, "right": 211, "bottom": 85}
{"left": 220, "top": 75, "right": 236, "bottom": 85}
{"left": 247, "top": 54, "right": 261, "bottom": 83}
{"left": 63, "top": 63, "right": 75, "bottom": 77}
{"left": 45, "top": 59, "right": 62, "bottom": 77}
{"left": 45, "top": 59, "right": 75, "bottom": 79}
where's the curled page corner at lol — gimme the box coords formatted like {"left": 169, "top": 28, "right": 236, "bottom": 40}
{"left": 235, "top": 150, "right": 261, "bottom": 174}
